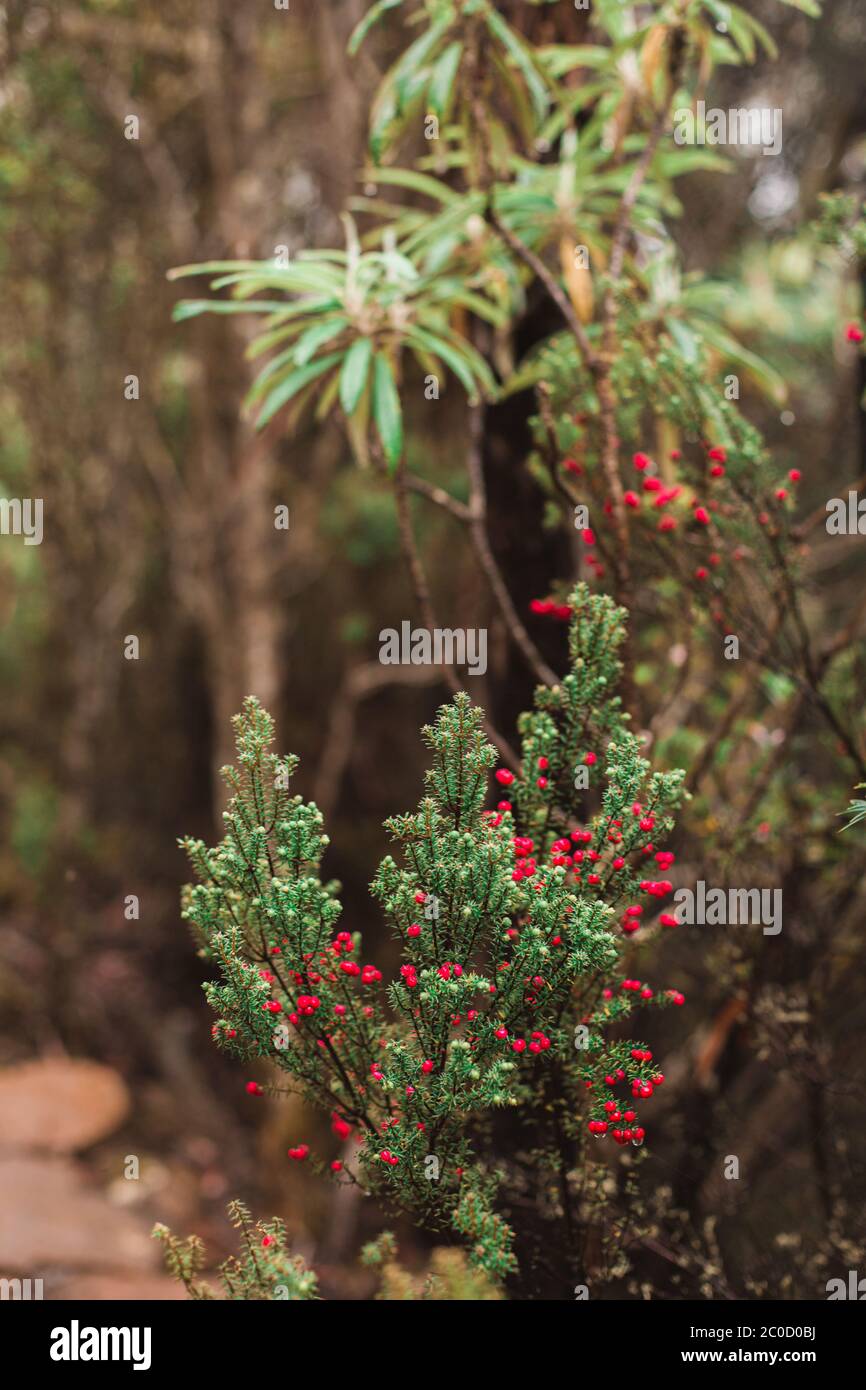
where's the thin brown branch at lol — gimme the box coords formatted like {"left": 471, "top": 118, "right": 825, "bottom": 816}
{"left": 403, "top": 473, "right": 472, "bottom": 523}
{"left": 488, "top": 208, "right": 601, "bottom": 376}
{"left": 392, "top": 461, "right": 520, "bottom": 770}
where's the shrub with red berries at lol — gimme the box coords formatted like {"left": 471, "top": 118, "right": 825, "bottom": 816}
{"left": 181, "top": 588, "right": 687, "bottom": 1284}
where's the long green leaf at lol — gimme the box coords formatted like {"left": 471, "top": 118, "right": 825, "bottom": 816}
{"left": 348, "top": 0, "right": 404, "bottom": 56}
{"left": 256, "top": 352, "right": 343, "bottom": 429}
{"left": 405, "top": 328, "right": 479, "bottom": 401}
{"left": 775, "top": 0, "right": 820, "bottom": 15}
{"left": 428, "top": 41, "right": 462, "bottom": 119}
{"left": 412, "top": 319, "right": 498, "bottom": 396}
{"left": 293, "top": 316, "right": 349, "bottom": 366}
{"left": 167, "top": 260, "right": 272, "bottom": 281}
{"left": 484, "top": 7, "right": 549, "bottom": 125}
{"left": 360, "top": 165, "right": 461, "bottom": 206}
{"left": 172, "top": 299, "right": 290, "bottom": 323}
{"left": 339, "top": 338, "right": 374, "bottom": 416}
{"left": 372, "top": 354, "right": 404, "bottom": 469}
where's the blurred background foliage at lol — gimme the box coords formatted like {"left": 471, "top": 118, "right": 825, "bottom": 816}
{"left": 1, "top": 0, "right": 865, "bottom": 1298}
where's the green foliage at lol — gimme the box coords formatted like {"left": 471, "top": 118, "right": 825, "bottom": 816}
{"left": 347, "top": 0, "right": 818, "bottom": 163}
{"left": 839, "top": 785, "right": 866, "bottom": 831}
{"left": 154, "top": 1201, "right": 318, "bottom": 1301}
{"left": 349, "top": 0, "right": 554, "bottom": 162}
{"left": 169, "top": 215, "right": 497, "bottom": 467}
{"left": 180, "top": 587, "right": 688, "bottom": 1282}
{"left": 167, "top": 0, "right": 810, "bottom": 476}
{"left": 360, "top": 1230, "right": 503, "bottom": 1299}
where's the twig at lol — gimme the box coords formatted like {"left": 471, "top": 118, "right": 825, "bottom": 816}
{"left": 393, "top": 461, "right": 520, "bottom": 769}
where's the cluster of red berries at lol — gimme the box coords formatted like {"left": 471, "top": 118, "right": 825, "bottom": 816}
{"left": 588, "top": 1118, "right": 646, "bottom": 1146}
{"left": 529, "top": 597, "right": 573, "bottom": 621}
{"left": 337, "top": 959, "right": 381, "bottom": 984}
{"left": 617, "top": 978, "right": 685, "bottom": 1007}
{"left": 493, "top": 1025, "right": 551, "bottom": 1054}
{"left": 511, "top": 833, "right": 538, "bottom": 882}
{"left": 437, "top": 961, "right": 463, "bottom": 981}
{"left": 550, "top": 433, "right": 814, "bottom": 629}
{"left": 623, "top": 451, "right": 688, "bottom": 533}
{"left": 294, "top": 994, "right": 320, "bottom": 1016}
{"left": 492, "top": 774, "right": 680, "bottom": 934}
